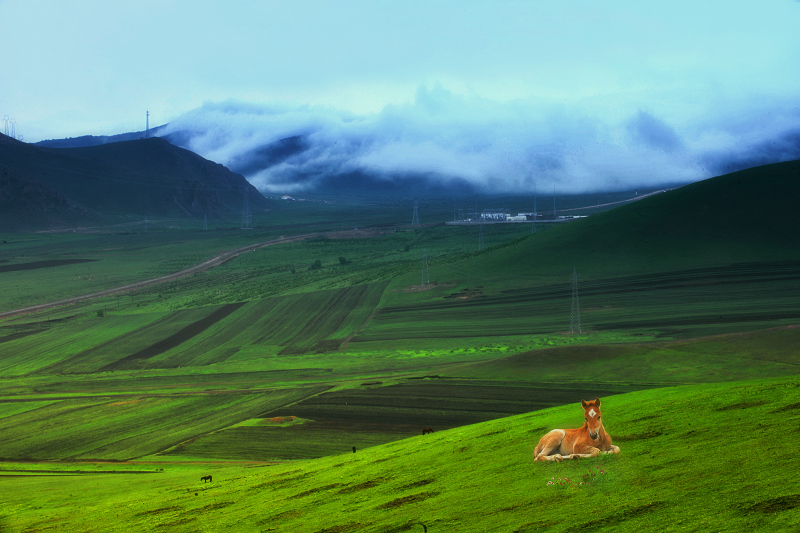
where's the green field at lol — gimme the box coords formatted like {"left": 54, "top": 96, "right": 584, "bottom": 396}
{"left": 1, "top": 376, "right": 798, "bottom": 532}
{"left": 1, "top": 161, "right": 800, "bottom": 530}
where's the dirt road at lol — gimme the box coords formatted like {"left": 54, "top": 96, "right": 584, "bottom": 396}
{"left": 0, "top": 233, "right": 320, "bottom": 319}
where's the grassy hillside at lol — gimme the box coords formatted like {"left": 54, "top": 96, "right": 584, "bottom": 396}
{"left": 0, "top": 159, "right": 799, "bottom": 533}
{"left": 2, "top": 376, "right": 798, "bottom": 532}
{"left": 0, "top": 160, "right": 798, "bottom": 466}
{"left": 487, "top": 159, "right": 800, "bottom": 277}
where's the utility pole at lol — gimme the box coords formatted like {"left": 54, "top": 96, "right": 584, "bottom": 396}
{"left": 553, "top": 184, "right": 557, "bottom": 218}
{"left": 241, "top": 188, "right": 252, "bottom": 229}
{"left": 412, "top": 199, "right": 420, "bottom": 226}
{"left": 421, "top": 249, "right": 430, "bottom": 286}
{"left": 570, "top": 268, "right": 581, "bottom": 334}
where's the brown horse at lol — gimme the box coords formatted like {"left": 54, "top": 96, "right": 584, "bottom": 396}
{"left": 534, "top": 398, "right": 620, "bottom": 462}
{"left": 422, "top": 427, "right": 434, "bottom": 435}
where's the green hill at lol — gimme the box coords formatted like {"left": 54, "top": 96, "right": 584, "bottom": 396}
{"left": 492, "top": 159, "right": 800, "bottom": 277}
{"left": 1, "top": 375, "right": 798, "bottom": 532}
{"left": 374, "top": 160, "right": 800, "bottom": 341}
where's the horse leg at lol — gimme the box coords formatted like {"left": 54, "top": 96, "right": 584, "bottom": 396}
{"left": 534, "top": 430, "right": 566, "bottom": 462}
{"left": 568, "top": 443, "right": 601, "bottom": 459}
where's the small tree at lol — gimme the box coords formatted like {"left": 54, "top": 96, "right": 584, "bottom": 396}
{"left": 310, "top": 259, "right": 322, "bottom": 270}
{"left": 339, "top": 256, "right": 348, "bottom": 265}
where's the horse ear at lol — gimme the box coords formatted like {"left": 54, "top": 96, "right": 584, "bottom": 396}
{"left": 581, "top": 399, "right": 588, "bottom": 409}
{"left": 595, "top": 397, "right": 601, "bottom": 407}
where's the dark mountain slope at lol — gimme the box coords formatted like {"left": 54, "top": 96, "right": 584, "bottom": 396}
{"left": 0, "top": 133, "right": 269, "bottom": 230}
{"left": 0, "top": 166, "right": 92, "bottom": 231}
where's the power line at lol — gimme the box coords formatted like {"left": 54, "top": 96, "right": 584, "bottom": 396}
{"left": 421, "top": 248, "right": 430, "bottom": 286}
{"left": 241, "top": 187, "right": 252, "bottom": 229}
{"left": 570, "top": 267, "right": 581, "bottom": 334}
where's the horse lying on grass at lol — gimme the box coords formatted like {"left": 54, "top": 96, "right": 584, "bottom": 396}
{"left": 534, "top": 398, "right": 620, "bottom": 462}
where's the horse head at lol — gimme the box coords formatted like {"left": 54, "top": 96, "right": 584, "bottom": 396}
{"left": 581, "top": 398, "right": 603, "bottom": 440}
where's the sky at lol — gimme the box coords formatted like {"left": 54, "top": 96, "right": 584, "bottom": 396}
{"left": 2, "top": 0, "right": 799, "bottom": 193}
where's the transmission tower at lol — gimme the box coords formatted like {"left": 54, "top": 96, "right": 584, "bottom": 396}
{"left": 553, "top": 184, "right": 557, "bottom": 218}
{"left": 241, "top": 187, "right": 252, "bottom": 229}
{"left": 478, "top": 222, "right": 485, "bottom": 250}
{"left": 421, "top": 248, "right": 430, "bottom": 285}
{"left": 3, "top": 116, "right": 8, "bottom": 136}
{"left": 411, "top": 199, "right": 420, "bottom": 226}
{"left": 145, "top": 110, "right": 150, "bottom": 138}
{"left": 10, "top": 119, "right": 15, "bottom": 139}
{"left": 570, "top": 268, "right": 581, "bottom": 334}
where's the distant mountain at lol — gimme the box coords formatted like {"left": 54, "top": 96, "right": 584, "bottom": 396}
{"left": 37, "top": 128, "right": 480, "bottom": 197}
{"left": 0, "top": 133, "right": 269, "bottom": 231}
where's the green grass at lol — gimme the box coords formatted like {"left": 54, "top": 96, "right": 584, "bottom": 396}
{"left": 2, "top": 376, "right": 799, "bottom": 532}
{"left": 0, "top": 161, "right": 799, "bottom": 529}
{"left": 0, "top": 386, "right": 329, "bottom": 461}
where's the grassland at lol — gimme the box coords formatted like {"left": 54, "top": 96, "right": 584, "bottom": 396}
{"left": 1, "top": 161, "right": 799, "bottom": 530}
{"left": 1, "top": 375, "right": 798, "bottom": 532}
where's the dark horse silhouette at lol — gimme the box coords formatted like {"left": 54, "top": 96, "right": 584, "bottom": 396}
{"left": 422, "top": 427, "right": 434, "bottom": 435}
{"left": 201, "top": 475, "right": 212, "bottom": 483}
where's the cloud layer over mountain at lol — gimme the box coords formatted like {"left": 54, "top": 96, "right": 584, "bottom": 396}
{"left": 162, "top": 87, "right": 800, "bottom": 195}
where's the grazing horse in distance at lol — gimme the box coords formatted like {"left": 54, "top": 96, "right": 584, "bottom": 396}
{"left": 422, "top": 427, "right": 434, "bottom": 435}
{"left": 534, "top": 398, "right": 620, "bottom": 462}
{"left": 201, "top": 475, "right": 212, "bottom": 483}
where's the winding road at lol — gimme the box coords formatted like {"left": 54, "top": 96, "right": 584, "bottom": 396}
{"left": 0, "top": 233, "right": 320, "bottom": 319}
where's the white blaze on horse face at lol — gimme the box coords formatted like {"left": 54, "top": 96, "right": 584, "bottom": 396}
{"left": 588, "top": 408, "right": 597, "bottom": 418}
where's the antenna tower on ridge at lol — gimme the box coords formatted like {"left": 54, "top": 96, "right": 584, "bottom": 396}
{"left": 241, "top": 188, "right": 253, "bottom": 229}
{"left": 145, "top": 110, "right": 150, "bottom": 138}
{"left": 3, "top": 116, "right": 8, "bottom": 136}
{"left": 412, "top": 199, "right": 420, "bottom": 226}
{"left": 10, "top": 119, "right": 15, "bottom": 140}
{"left": 570, "top": 268, "right": 581, "bottom": 334}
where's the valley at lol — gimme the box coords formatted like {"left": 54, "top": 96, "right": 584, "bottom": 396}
{"left": 1, "top": 158, "right": 799, "bottom": 531}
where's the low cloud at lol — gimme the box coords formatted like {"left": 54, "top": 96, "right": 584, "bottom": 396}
{"left": 161, "top": 87, "right": 800, "bottom": 195}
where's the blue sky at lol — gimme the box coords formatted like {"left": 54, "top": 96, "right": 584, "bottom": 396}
{"left": 2, "top": 0, "right": 799, "bottom": 192}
